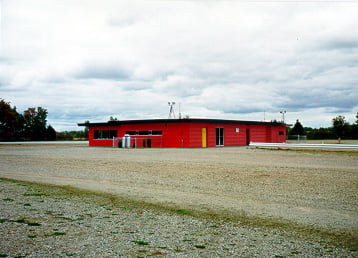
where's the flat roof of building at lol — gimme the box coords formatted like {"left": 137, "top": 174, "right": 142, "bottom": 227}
{"left": 78, "top": 118, "right": 287, "bottom": 127}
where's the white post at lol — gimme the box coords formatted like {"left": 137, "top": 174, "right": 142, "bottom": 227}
{"left": 122, "top": 136, "right": 126, "bottom": 148}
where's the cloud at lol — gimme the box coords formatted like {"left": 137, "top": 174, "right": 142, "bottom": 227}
{"left": 1, "top": 1, "right": 357, "bottom": 130}
{"left": 74, "top": 62, "right": 132, "bottom": 80}
{"left": 322, "top": 39, "right": 358, "bottom": 51}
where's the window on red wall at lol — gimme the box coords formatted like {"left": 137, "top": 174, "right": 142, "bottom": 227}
{"left": 216, "top": 127, "right": 224, "bottom": 146}
{"left": 125, "top": 130, "right": 162, "bottom": 136}
{"left": 94, "top": 130, "right": 117, "bottom": 139}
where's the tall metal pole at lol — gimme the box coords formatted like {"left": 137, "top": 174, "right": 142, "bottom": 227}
{"left": 280, "top": 110, "right": 286, "bottom": 124}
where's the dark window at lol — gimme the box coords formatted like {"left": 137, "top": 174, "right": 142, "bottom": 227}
{"left": 94, "top": 130, "right": 117, "bottom": 139}
{"left": 152, "top": 130, "right": 162, "bottom": 135}
{"left": 125, "top": 130, "right": 162, "bottom": 136}
{"left": 216, "top": 127, "right": 224, "bottom": 146}
{"left": 279, "top": 131, "right": 284, "bottom": 135}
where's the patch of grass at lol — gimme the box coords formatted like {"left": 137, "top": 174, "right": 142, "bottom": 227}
{"left": 23, "top": 192, "right": 46, "bottom": 197}
{"left": 3, "top": 198, "right": 14, "bottom": 202}
{"left": 261, "top": 147, "right": 358, "bottom": 156}
{"left": 194, "top": 245, "right": 206, "bottom": 249}
{"left": 15, "top": 218, "right": 26, "bottom": 223}
{"left": 175, "top": 209, "right": 194, "bottom": 216}
{"left": 175, "top": 246, "right": 182, "bottom": 252}
{"left": 0, "top": 254, "right": 7, "bottom": 257}
{"left": 0, "top": 219, "right": 9, "bottom": 223}
{"left": 27, "top": 235, "right": 37, "bottom": 238}
{"left": 23, "top": 203, "right": 31, "bottom": 206}
{"left": 52, "top": 232, "right": 66, "bottom": 236}
{"left": 58, "top": 216, "right": 74, "bottom": 221}
{"left": 133, "top": 240, "right": 150, "bottom": 246}
{"left": 12, "top": 218, "right": 41, "bottom": 226}
{"left": 26, "top": 222, "right": 41, "bottom": 226}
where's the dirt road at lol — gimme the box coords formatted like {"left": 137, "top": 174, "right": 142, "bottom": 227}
{"left": 1, "top": 144, "right": 357, "bottom": 231}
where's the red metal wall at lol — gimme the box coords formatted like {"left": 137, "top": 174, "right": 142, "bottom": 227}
{"left": 88, "top": 122, "right": 286, "bottom": 147}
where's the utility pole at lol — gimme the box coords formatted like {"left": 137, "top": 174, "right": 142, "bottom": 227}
{"left": 280, "top": 110, "right": 286, "bottom": 124}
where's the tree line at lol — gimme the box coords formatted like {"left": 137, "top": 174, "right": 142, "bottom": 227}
{"left": 0, "top": 99, "right": 88, "bottom": 141}
{"left": 288, "top": 113, "right": 358, "bottom": 140}
{"left": 2, "top": 98, "right": 357, "bottom": 141}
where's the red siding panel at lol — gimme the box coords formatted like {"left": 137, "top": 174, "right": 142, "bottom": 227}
{"left": 87, "top": 120, "right": 287, "bottom": 148}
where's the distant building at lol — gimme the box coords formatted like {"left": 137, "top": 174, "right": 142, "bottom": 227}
{"left": 78, "top": 118, "right": 287, "bottom": 148}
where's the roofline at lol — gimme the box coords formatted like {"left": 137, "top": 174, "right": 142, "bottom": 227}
{"left": 78, "top": 118, "right": 289, "bottom": 127}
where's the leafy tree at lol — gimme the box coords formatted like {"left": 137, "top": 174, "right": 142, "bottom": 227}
{"left": 23, "top": 107, "right": 48, "bottom": 140}
{"left": 0, "top": 99, "right": 18, "bottom": 139}
{"left": 306, "top": 127, "right": 333, "bottom": 140}
{"left": 350, "top": 112, "right": 358, "bottom": 139}
{"left": 291, "top": 119, "right": 304, "bottom": 135}
{"left": 46, "top": 125, "right": 57, "bottom": 140}
{"left": 109, "top": 116, "right": 118, "bottom": 121}
{"left": 332, "top": 115, "right": 348, "bottom": 138}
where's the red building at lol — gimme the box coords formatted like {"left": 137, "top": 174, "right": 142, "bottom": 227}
{"left": 78, "top": 118, "right": 287, "bottom": 148}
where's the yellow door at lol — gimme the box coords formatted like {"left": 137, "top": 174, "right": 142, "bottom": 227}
{"left": 202, "top": 128, "right": 207, "bottom": 148}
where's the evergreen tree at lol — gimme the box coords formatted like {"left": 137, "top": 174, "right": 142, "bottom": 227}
{"left": 46, "top": 125, "right": 57, "bottom": 140}
{"left": 291, "top": 119, "right": 304, "bottom": 135}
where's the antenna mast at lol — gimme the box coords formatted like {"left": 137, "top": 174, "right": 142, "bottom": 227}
{"left": 168, "top": 102, "right": 176, "bottom": 119}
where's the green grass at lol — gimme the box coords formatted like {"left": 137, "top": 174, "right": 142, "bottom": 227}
{"left": 26, "top": 222, "right": 41, "bottom": 226}
{"left": 133, "top": 240, "right": 149, "bottom": 246}
{"left": 175, "top": 209, "right": 194, "bottom": 216}
{"left": 15, "top": 218, "right": 26, "bottom": 223}
{"left": 260, "top": 147, "right": 358, "bottom": 156}
{"left": 52, "top": 232, "right": 66, "bottom": 236}
{"left": 23, "top": 192, "right": 47, "bottom": 197}
{"left": 2, "top": 198, "right": 14, "bottom": 202}
{"left": 1, "top": 177, "right": 357, "bottom": 251}
{"left": 12, "top": 218, "right": 41, "bottom": 226}
{"left": 194, "top": 245, "right": 206, "bottom": 249}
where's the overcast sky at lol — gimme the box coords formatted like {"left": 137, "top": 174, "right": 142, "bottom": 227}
{"left": 1, "top": 0, "right": 357, "bottom": 131}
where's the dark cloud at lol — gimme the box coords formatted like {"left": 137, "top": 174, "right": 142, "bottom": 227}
{"left": 221, "top": 107, "right": 267, "bottom": 115}
{"left": 74, "top": 64, "right": 132, "bottom": 81}
{"left": 322, "top": 39, "right": 358, "bottom": 51}
{"left": 282, "top": 87, "right": 357, "bottom": 112}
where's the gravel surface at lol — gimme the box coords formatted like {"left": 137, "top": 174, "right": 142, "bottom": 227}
{"left": 0, "top": 144, "right": 357, "bottom": 257}
{"left": 0, "top": 179, "right": 356, "bottom": 257}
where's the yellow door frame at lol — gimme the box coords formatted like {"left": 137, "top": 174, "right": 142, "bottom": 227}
{"left": 202, "top": 128, "right": 207, "bottom": 148}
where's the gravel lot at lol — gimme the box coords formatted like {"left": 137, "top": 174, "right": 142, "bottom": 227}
{"left": 1, "top": 144, "right": 357, "bottom": 257}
